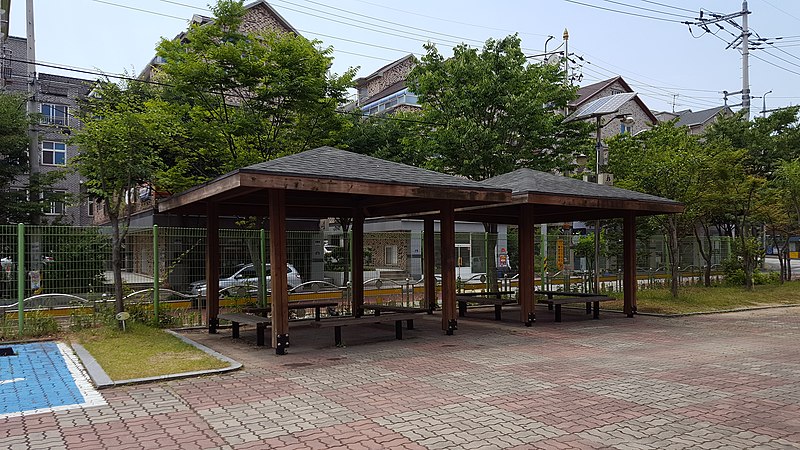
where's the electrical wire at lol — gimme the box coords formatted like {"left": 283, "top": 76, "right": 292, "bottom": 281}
{"left": 347, "top": 0, "right": 550, "bottom": 39}
{"left": 560, "top": 0, "right": 686, "bottom": 23}
{"left": 631, "top": 0, "right": 697, "bottom": 15}
{"left": 596, "top": 0, "right": 695, "bottom": 20}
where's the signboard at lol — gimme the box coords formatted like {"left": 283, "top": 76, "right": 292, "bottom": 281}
{"left": 556, "top": 240, "right": 565, "bottom": 270}
{"left": 498, "top": 254, "right": 508, "bottom": 268}
{"left": 29, "top": 270, "right": 41, "bottom": 291}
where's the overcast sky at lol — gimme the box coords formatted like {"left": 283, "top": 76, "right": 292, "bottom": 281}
{"left": 10, "top": 0, "right": 800, "bottom": 115}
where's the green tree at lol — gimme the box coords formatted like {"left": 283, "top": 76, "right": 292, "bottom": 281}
{"left": 0, "top": 93, "right": 66, "bottom": 224}
{"left": 152, "top": 0, "right": 355, "bottom": 192}
{"left": 607, "top": 121, "right": 708, "bottom": 297}
{"left": 405, "top": 34, "right": 593, "bottom": 286}
{"left": 407, "top": 34, "right": 593, "bottom": 178}
{"left": 71, "top": 79, "right": 166, "bottom": 321}
{"left": 339, "top": 112, "right": 428, "bottom": 167}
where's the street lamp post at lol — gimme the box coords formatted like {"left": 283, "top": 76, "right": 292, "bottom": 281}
{"left": 762, "top": 90, "right": 772, "bottom": 118}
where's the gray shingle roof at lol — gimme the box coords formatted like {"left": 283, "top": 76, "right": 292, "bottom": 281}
{"left": 482, "top": 168, "right": 681, "bottom": 205}
{"left": 674, "top": 106, "right": 730, "bottom": 128}
{"left": 242, "top": 147, "right": 506, "bottom": 192}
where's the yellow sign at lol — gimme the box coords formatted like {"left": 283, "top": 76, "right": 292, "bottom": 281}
{"left": 556, "top": 240, "right": 565, "bottom": 270}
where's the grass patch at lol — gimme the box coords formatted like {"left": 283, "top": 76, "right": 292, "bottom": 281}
{"left": 71, "top": 322, "right": 228, "bottom": 380}
{"left": 603, "top": 280, "right": 800, "bottom": 315}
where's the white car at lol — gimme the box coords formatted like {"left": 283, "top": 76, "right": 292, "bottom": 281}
{"left": 190, "top": 263, "right": 302, "bottom": 296}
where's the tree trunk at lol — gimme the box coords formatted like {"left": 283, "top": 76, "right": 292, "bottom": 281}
{"left": 666, "top": 217, "right": 680, "bottom": 298}
{"left": 110, "top": 214, "right": 125, "bottom": 328}
{"left": 693, "top": 222, "right": 713, "bottom": 287}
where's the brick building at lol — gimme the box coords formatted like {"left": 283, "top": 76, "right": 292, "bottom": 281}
{"left": 2, "top": 36, "right": 94, "bottom": 225}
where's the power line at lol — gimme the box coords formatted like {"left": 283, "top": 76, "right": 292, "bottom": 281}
{"left": 632, "top": 0, "right": 697, "bottom": 14}
{"left": 92, "top": 0, "right": 186, "bottom": 20}
{"left": 347, "top": 0, "right": 550, "bottom": 39}
{"left": 596, "top": 0, "right": 695, "bottom": 20}
{"left": 561, "top": 0, "right": 686, "bottom": 23}
{"left": 761, "top": 0, "right": 800, "bottom": 24}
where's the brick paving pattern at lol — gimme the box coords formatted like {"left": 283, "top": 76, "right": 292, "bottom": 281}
{"left": 1, "top": 306, "right": 799, "bottom": 449}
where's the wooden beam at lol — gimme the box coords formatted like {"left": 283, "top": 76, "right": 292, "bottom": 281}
{"left": 158, "top": 173, "right": 241, "bottom": 212}
{"left": 524, "top": 193, "right": 684, "bottom": 214}
{"left": 239, "top": 172, "right": 510, "bottom": 203}
{"left": 518, "top": 204, "right": 535, "bottom": 326}
{"left": 206, "top": 202, "right": 220, "bottom": 334}
{"left": 352, "top": 210, "right": 365, "bottom": 317}
{"left": 424, "top": 218, "right": 436, "bottom": 313}
{"left": 623, "top": 212, "right": 637, "bottom": 318}
{"left": 440, "top": 203, "right": 457, "bottom": 335}
{"left": 269, "top": 189, "right": 290, "bottom": 354}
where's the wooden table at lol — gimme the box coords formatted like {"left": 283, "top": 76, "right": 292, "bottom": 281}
{"left": 310, "top": 313, "right": 421, "bottom": 347}
{"left": 245, "top": 299, "right": 340, "bottom": 321}
{"left": 536, "top": 291, "right": 615, "bottom": 322}
{"left": 455, "top": 293, "right": 516, "bottom": 320}
{"left": 362, "top": 304, "right": 428, "bottom": 329}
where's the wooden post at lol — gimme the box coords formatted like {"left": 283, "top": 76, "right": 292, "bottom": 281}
{"left": 440, "top": 203, "right": 457, "bottom": 334}
{"left": 424, "top": 218, "right": 436, "bottom": 313}
{"left": 623, "top": 212, "right": 637, "bottom": 317}
{"left": 269, "top": 189, "right": 290, "bottom": 354}
{"left": 519, "top": 205, "right": 535, "bottom": 326}
{"left": 206, "top": 202, "right": 220, "bottom": 333}
{"left": 352, "top": 210, "right": 365, "bottom": 317}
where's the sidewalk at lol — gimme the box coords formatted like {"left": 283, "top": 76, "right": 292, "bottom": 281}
{"left": 1, "top": 306, "right": 799, "bottom": 449}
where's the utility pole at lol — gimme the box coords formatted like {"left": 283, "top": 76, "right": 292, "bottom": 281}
{"left": 684, "top": 1, "right": 751, "bottom": 119}
{"left": 741, "top": 1, "right": 750, "bottom": 119}
{"left": 0, "top": 0, "right": 9, "bottom": 90}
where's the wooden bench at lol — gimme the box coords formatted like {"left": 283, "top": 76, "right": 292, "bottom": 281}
{"left": 363, "top": 304, "right": 428, "bottom": 329}
{"left": 245, "top": 299, "right": 340, "bottom": 321}
{"left": 310, "top": 313, "right": 421, "bottom": 347}
{"left": 217, "top": 312, "right": 270, "bottom": 346}
{"left": 455, "top": 295, "right": 516, "bottom": 320}
{"left": 537, "top": 295, "right": 615, "bottom": 322}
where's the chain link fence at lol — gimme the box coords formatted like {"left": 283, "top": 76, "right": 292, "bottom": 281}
{"left": 0, "top": 223, "right": 738, "bottom": 339}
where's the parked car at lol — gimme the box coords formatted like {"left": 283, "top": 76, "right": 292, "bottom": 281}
{"left": 190, "top": 263, "right": 302, "bottom": 296}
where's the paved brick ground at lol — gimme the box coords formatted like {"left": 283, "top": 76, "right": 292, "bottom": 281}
{"left": 2, "top": 305, "right": 800, "bottom": 449}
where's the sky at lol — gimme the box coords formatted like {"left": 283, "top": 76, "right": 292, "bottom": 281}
{"left": 9, "top": 0, "right": 800, "bottom": 116}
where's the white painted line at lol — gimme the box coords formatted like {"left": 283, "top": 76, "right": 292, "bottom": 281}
{"left": 0, "top": 378, "right": 25, "bottom": 385}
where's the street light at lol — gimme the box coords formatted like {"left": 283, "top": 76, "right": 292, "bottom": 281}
{"left": 762, "top": 90, "right": 772, "bottom": 118}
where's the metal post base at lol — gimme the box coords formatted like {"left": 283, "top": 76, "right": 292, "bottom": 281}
{"left": 525, "top": 312, "right": 535, "bottom": 327}
{"left": 276, "top": 333, "right": 289, "bottom": 355}
{"left": 446, "top": 319, "right": 457, "bottom": 335}
{"left": 208, "top": 318, "right": 219, "bottom": 334}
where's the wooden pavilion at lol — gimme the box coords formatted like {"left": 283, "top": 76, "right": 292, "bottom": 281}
{"left": 466, "top": 168, "right": 684, "bottom": 324}
{"left": 158, "top": 147, "right": 511, "bottom": 354}
{"left": 158, "top": 148, "right": 683, "bottom": 354}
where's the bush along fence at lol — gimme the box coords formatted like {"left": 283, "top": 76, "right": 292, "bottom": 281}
{"left": 0, "top": 223, "right": 740, "bottom": 338}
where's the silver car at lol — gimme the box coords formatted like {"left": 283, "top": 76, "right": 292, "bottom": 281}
{"left": 190, "top": 263, "right": 302, "bottom": 296}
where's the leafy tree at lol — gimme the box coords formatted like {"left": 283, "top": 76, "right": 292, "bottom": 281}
{"left": 607, "top": 121, "right": 708, "bottom": 297}
{"left": 338, "top": 112, "right": 429, "bottom": 167}
{"left": 71, "top": 79, "right": 166, "bottom": 322}
{"left": 152, "top": 0, "right": 355, "bottom": 192}
{"left": 701, "top": 109, "right": 800, "bottom": 289}
{"left": 0, "top": 93, "right": 66, "bottom": 224}
{"left": 769, "top": 159, "right": 800, "bottom": 281}
{"left": 405, "top": 34, "right": 593, "bottom": 286}
{"left": 407, "top": 34, "right": 593, "bottom": 178}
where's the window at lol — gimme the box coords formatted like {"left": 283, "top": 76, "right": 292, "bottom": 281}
{"left": 610, "top": 88, "right": 623, "bottom": 95}
{"left": 87, "top": 198, "right": 96, "bottom": 217}
{"left": 44, "top": 191, "right": 66, "bottom": 215}
{"left": 620, "top": 123, "right": 632, "bottom": 134}
{"left": 42, "top": 141, "right": 67, "bottom": 166}
{"left": 385, "top": 245, "right": 398, "bottom": 266}
{"left": 41, "top": 104, "right": 68, "bottom": 126}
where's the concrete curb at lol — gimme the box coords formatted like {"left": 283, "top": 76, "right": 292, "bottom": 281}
{"left": 71, "top": 329, "right": 242, "bottom": 390}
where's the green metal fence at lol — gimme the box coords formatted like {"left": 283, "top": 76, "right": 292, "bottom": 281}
{"left": 0, "top": 223, "right": 739, "bottom": 339}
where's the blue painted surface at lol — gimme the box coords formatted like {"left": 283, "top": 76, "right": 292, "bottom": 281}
{"left": 0, "top": 342, "right": 86, "bottom": 415}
